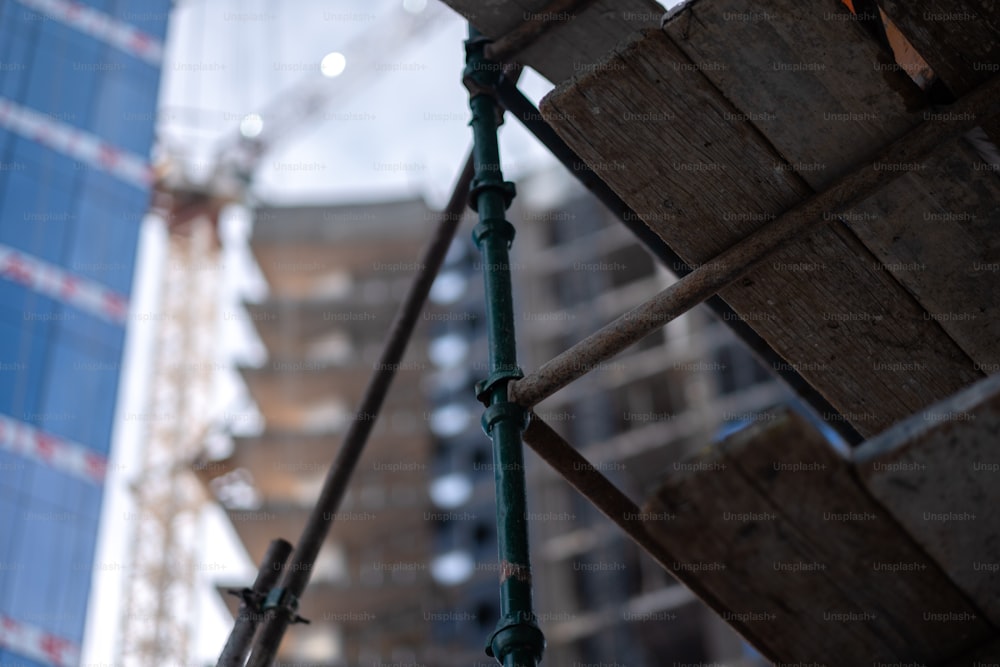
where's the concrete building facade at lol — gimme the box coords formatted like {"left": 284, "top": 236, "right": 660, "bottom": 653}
{"left": 201, "top": 200, "right": 450, "bottom": 666}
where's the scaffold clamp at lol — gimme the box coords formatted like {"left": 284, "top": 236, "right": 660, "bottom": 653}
{"left": 262, "top": 587, "right": 310, "bottom": 625}
{"left": 227, "top": 587, "right": 263, "bottom": 610}
{"left": 486, "top": 611, "right": 546, "bottom": 664}
{"left": 475, "top": 366, "right": 524, "bottom": 405}
{"left": 462, "top": 34, "right": 501, "bottom": 100}
{"left": 469, "top": 181, "right": 516, "bottom": 213}
{"left": 481, "top": 402, "right": 528, "bottom": 437}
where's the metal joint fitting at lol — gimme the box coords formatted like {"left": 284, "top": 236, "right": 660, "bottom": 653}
{"left": 475, "top": 367, "right": 524, "bottom": 404}
{"left": 481, "top": 402, "right": 527, "bottom": 436}
{"left": 469, "top": 181, "right": 516, "bottom": 213}
{"left": 486, "top": 612, "right": 546, "bottom": 663}
{"left": 262, "top": 588, "right": 310, "bottom": 625}
{"left": 463, "top": 70, "right": 499, "bottom": 100}
{"left": 463, "top": 35, "right": 502, "bottom": 98}
{"left": 471, "top": 217, "right": 516, "bottom": 250}
{"left": 228, "top": 587, "right": 263, "bottom": 610}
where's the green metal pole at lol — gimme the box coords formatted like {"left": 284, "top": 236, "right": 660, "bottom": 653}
{"left": 464, "top": 26, "right": 545, "bottom": 667}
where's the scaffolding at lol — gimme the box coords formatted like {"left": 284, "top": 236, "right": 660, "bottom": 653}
{"left": 118, "top": 218, "right": 219, "bottom": 666}
{"left": 212, "top": 3, "right": 1000, "bottom": 664}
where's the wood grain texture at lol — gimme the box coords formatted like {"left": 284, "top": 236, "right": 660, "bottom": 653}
{"left": 440, "top": 0, "right": 662, "bottom": 83}
{"left": 662, "top": 0, "right": 926, "bottom": 188}
{"left": 540, "top": 27, "right": 981, "bottom": 435}
{"left": 643, "top": 408, "right": 995, "bottom": 663}
{"left": 878, "top": 0, "right": 1000, "bottom": 96}
{"left": 845, "top": 136, "right": 1000, "bottom": 369}
{"left": 855, "top": 373, "right": 1000, "bottom": 627}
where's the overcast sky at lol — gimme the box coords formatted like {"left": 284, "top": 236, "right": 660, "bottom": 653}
{"left": 156, "top": 0, "right": 563, "bottom": 206}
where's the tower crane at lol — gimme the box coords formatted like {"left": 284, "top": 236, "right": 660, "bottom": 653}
{"left": 115, "top": 3, "right": 447, "bottom": 664}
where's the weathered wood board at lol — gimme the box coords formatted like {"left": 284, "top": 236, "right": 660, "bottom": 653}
{"left": 855, "top": 373, "right": 1000, "bottom": 627}
{"left": 665, "top": 0, "right": 1000, "bottom": 372}
{"left": 643, "top": 408, "right": 996, "bottom": 663}
{"left": 844, "top": 136, "right": 1000, "bottom": 369}
{"left": 540, "top": 25, "right": 981, "bottom": 436}
{"left": 661, "top": 0, "right": 926, "bottom": 187}
{"left": 878, "top": 0, "right": 1000, "bottom": 96}
{"left": 440, "top": 0, "right": 663, "bottom": 83}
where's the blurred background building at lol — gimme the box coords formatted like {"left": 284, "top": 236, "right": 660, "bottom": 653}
{"left": 193, "top": 166, "right": 787, "bottom": 665}
{"left": 198, "top": 200, "right": 448, "bottom": 666}
{"left": 0, "top": 1, "right": 170, "bottom": 666}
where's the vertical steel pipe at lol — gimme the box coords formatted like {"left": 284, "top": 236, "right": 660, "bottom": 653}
{"left": 465, "top": 26, "right": 545, "bottom": 667}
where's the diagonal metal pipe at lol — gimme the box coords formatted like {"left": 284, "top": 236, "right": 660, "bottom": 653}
{"left": 491, "top": 72, "right": 863, "bottom": 445}
{"left": 242, "top": 154, "right": 476, "bottom": 666}
{"left": 520, "top": 412, "right": 780, "bottom": 663}
{"left": 508, "top": 73, "right": 1000, "bottom": 412}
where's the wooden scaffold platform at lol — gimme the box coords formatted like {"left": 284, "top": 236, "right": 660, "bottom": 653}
{"left": 437, "top": 0, "right": 1000, "bottom": 663}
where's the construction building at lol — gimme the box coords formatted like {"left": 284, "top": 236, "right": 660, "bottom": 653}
{"left": 0, "top": 2, "right": 170, "bottom": 665}
{"left": 200, "top": 167, "right": 797, "bottom": 665}
{"left": 199, "top": 200, "right": 451, "bottom": 666}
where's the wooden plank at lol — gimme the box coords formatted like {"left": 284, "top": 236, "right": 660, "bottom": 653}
{"left": 855, "top": 373, "right": 1000, "bottom": 627}
{"left": 878, "top": 0, "right": 1000, "bottom": 96}
{"left": 844, "top": 137, "right": 1000, "bottom": 369}
{"left": 440, "top": 0, "right": 662, "bottom": 83}
{"left": 662, "top": 0, "right": 926, "bottom": 188}
{"left": 540, "top": 27, "right": 981, "bottom": 436}
{"left": 643, "top": 408, "right": 995, "bottom": 664}
{"left": 541, "top": 28, "right": 813, "bottom": 259}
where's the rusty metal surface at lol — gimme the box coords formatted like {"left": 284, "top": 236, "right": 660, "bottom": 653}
{"left": 522, "top": 413, "right": 661, "bottom": 563}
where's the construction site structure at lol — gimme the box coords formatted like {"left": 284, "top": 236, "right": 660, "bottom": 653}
{"left": 119, "top": 5, "right": 457, "bottom": 662}
{"left": 197, "top": 199, "right": 450, "bottom": 666}
{"left": 424, "top": 167, "right": 787, "bottom": 666}
{"left": 116, "top": 209, "right": 222, "bottom": 666}
{"left": 195, "top": 0, "right": 999, "bottom": 662}
{"left": 196, "top": 167, "right": 796, "bottom": 666}
{"left": 427, "top": 1, "right": 1000, "bottom": 663}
